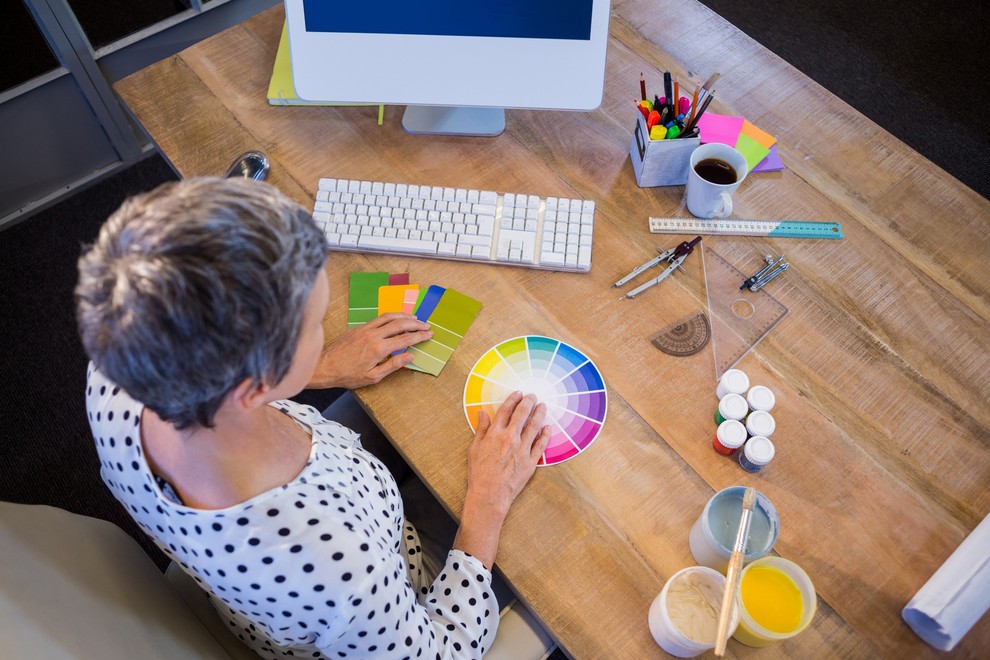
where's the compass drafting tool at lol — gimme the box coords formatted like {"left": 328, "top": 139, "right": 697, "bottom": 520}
{"left": 614, "top": 236, "right": 702, "bottom": 299}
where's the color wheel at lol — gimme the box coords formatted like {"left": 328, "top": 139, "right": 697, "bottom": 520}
{"left": 463, "top": 336, "right": 607, "bottom": 466}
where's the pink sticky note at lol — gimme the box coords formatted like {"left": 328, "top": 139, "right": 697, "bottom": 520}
{"left": 697, "top": 112, "right": 745, "bottom": 146}
{"left": 752, "top": 145, "right": 785, "bottom": 172}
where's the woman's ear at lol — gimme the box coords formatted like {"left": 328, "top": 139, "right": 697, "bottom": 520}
{"left": 228, "top": 377, "right": 271, "bottom": 413}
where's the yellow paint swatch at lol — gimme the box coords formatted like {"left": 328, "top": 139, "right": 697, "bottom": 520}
{"left": 378, "top": 284, "right": 420, "bottom": 314}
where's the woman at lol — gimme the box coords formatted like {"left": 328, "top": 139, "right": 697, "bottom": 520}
{"left": 76, "top": 177, "right": 550, "bottom": 658}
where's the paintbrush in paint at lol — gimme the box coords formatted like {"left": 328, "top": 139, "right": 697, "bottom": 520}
{"left": 715, "top": 487, "right": 757, "bottom": 656}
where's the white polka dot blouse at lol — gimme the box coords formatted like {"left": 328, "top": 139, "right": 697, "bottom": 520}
{"left": 86, "top": 363, "right": 498, "bottom": 658}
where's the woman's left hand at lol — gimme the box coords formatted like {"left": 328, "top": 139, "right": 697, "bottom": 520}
{"left": 308, "top": 314, "right": 432, "bottom": 389}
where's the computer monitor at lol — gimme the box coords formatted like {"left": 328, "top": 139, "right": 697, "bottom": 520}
{"left": 284, "top": 0, "right": 612, "bottom": 136}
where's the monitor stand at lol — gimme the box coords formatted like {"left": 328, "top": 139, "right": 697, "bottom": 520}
{"left": 402, "top": 106, "right": 505, "bottom": 137}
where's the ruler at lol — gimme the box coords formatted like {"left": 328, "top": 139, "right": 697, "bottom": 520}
{"left": 649, "top": 217, "right": 843, "bottom": 240}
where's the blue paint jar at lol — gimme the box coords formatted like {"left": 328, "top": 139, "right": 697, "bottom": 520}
{"left": 739, "top": 435, "right": 775, "bottom": 472}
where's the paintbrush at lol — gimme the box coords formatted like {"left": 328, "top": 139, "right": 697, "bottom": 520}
{"left": 715, "top": 487, "right": 757, "bottom": 656}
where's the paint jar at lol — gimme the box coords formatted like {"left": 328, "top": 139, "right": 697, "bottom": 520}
{"left": 745, "top": 410, "right": 776, "bottom": 438}
{"left": 739, "top": 436, "right": 775, "bottom": 472}
{"left": 648, "top": 566, "right": 740, "bottom": 657}
{"left": 734, "top": 557, "right": 817, "bottom": 647}
{"left": 714, "top": 394, "right": 748, "bottom": 425}
{"left": 713, "top": 420, "right": 747, "bottom": 455}
{"left": 689, "top": 486, "right": 779, "bottom": 573}
{"left": 746, "top": 385, "right": 776, "bottom": 413}
{"left": 716, "top": 369, "right": 749, "bottom": 399}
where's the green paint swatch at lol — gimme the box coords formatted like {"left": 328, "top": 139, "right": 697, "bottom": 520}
{"left": 407, "top": 289, "right": 483, "bottom": 376}
{"left": 348, "top": 272, "right": 389, "bottom": 327}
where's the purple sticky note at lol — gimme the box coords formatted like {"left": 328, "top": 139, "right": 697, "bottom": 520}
{"left": 697, "top": 112, "right": 745, "bottom": 147}
{"left": 752, "top": 145, "right": 785, "bottom": 172}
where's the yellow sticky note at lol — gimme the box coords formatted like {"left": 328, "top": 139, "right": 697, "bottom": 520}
{"left": 378, "top": 284, "right": 420, "bottom": 314}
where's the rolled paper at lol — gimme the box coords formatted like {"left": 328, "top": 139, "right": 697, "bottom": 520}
{"left": 902, "top": 513, "right": 990, "bottom": 651}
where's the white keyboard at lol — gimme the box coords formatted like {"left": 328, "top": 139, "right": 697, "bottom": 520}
{"left": 313, "top": 178, "right": 595, "bottom": 272}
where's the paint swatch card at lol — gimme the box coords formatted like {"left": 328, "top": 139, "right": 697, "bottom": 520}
{"left": 463, "top": 336, "right": 607, "bottom": 466}
{"left": 402, "top": 288, "right": 420, "bottom": 314}
{"left": 407, "top": 289, "right": 482, "bottom": 376}
{"left": 413, "top": 285, "right": 446, "bottom": 322}
{"left": 378, "top": 284, "right": 420, "bottom": 314}
{"left": 348, "top": 272, "right": 390, "bottom": 327}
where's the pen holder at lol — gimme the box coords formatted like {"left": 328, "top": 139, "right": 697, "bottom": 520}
{"left": 629, "top": 113, "right": 700, "bottom": 187}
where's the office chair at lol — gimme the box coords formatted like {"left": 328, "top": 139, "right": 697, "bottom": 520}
{"left": 0, "top": 502, "right": 553, "bottom": 659}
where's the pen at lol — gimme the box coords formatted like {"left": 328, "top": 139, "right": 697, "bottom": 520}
{"left": 663, "top": 71, "right": 673, "bottom": 117}
{"left": 640, "top": 72, "right": 647, "bottom": 101}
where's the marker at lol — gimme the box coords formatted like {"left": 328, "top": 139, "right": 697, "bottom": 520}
{"left": 666, "top": 125, "right": 682, "bottom": 139}
{"left": 647, "top": 110, "right": 661, "bottom": 130}
{"left": 640, "top": 72, "right": 647, "bottom": 101}
{"left": 678, "top": 96, "right": 691, "bottom": 115}
{"left": 650, "top": 124, "right": 667, "bottom": 140}
{"left": 636, "top": 101, "right": 650, "bottom": 120}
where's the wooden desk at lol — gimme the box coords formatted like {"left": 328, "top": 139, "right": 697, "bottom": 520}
{"left": 114, "top": 2, "right": 990, "bottom": 657}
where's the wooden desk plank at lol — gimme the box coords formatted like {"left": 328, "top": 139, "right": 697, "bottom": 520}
{"left": 113, "top": 1, "right": 990, "bottom": 657}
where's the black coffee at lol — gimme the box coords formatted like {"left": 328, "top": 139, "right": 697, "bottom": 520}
{"left": 694, "top": 158, "right": 737, "bottom": 185}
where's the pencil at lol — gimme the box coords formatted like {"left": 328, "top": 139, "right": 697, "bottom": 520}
{"left": 640, "top": 72, "right": 647, "bottom": 101}
{"left": 685, "top": 92, "right": 714, "bottom": 133}
{"left": 687, "top": 82, "right": 701, "bottom": 129}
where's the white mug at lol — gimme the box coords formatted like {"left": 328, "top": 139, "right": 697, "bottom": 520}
{"left": 685, "top": 143, "right": 749, "bottom": 218}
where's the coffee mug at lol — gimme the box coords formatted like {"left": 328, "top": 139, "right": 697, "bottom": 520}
{"left": 686, "top": 143, "right": 749, "bottom": 218}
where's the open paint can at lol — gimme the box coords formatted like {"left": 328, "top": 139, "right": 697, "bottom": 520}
{"left": 689, "top": 486, "right": 779, "bottom": 573}
{"left": 648, "top": 566, "right": 740, "bottom": 657}
{"left": 733, "top": 556, "right": 817, "bottom": 646}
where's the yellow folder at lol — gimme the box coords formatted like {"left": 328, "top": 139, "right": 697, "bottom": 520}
{"left": 267, "top": 22, "right": 385, "bottom": 124}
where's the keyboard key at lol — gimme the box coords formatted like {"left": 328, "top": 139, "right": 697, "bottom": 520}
{"left": 358, "top": 235, "right": 437, "bottom": 254}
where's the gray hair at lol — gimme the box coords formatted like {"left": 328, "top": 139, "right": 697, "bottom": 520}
{"left": 76, "top": 177, "right": 328, "bottom": 429}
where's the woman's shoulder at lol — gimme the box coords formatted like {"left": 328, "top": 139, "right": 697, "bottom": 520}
{"left": 85, "top": 362, "right": 144, "bottom": 456}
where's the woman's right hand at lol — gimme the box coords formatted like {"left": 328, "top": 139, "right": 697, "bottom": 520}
{"left": 454, "top": 392, "right": 551, "bottom": 568}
